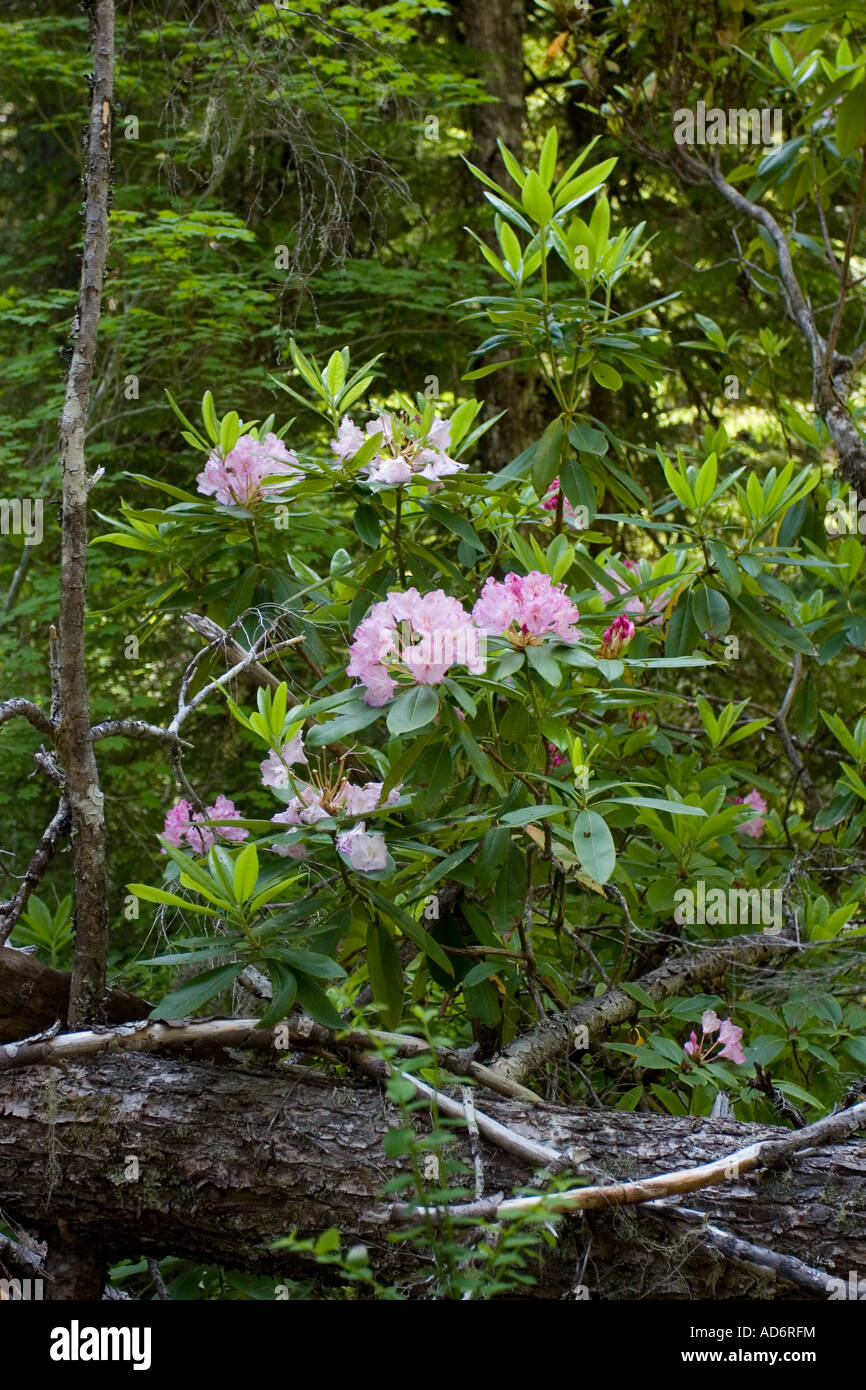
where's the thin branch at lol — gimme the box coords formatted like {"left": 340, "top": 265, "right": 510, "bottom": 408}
{"left": 383, "top": 1101, "right": 866, "bottom": 1223}
{"left": 0, "top": 799, "right": 71, "bottom": 946}
{"left": 0, "top": 1014, "right": 542, "bottom": 1101}
{"left": 0, "top": 700, "right": 56, "bottom": 739}
{"left": 642, "top": 1202, "right": 837, "bottom": 1297}
{"left": 774, "top": 654, "right": 821, "bottom": 821}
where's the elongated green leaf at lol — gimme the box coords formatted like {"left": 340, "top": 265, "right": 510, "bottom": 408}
{"left": 572, "top": 810, "right": 616, "bottom": 884}
{"left": 387, "top": 685, "right": 439, "bottom": 736}
{"left": 366, "top": 918, "right": 403, "bottom": 1029}
{"left": 258, "top": 963, "right": 299, "bottom": 1029}
{"left": 126, "top": 884, "right": 214, "bottom": 916}
{"left": 149, "top": 962, "right": 245, "bottom": 1019}
{"left": 233, "top": 842, "right": 259, "bottom": 903}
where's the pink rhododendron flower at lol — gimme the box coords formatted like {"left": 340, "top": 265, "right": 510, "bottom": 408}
{"left": 599, "top": 614, "right": 635, "bottom": 658}
{"left": 259, "top": 734, "right": 307, "bottom": 788}
{"left": 196, "top": 432, "right": 301, "bottom": 506}
{"left": 331, "top": 415, "right": 366, "bottom": 459}
{"left": 162, "top": 796, "right": 249, "bottom": 854}
{"left": 548, "top": 743, "right": 568, "bottom": 768}
{"left": 337, "top": 822, "right": 389, "bottom": 873}
{"left": 683, "top": 1012, "right": 746, "bottom": 1066}
{"left": 595, "top": 556, "right": 670, "bottom": 625}
{"left": 629, "top": 708, "right": 649, "bottom": 729}
{"left": 734, "top": 790, "right": 768, "bottom": 839}
{"left": 269, "top": 779, "right": 400, "bottom": 858}
{"left": 717, "top": 1018, "right": 746, "bottom": 1064}
{"left": 472, "top": 571, "right": 580, "bottom": 645}
{"left": 347, "top": 588, "right": 485, "bottom": 706}
{"left": 331, "top": 411, "right": 466, "bottom": 489}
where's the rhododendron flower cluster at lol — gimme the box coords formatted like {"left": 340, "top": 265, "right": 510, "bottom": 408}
{"left": 548, "top": 743, "right": 569, "bottom": 768}
{"left": 347, "top": 588, "right": 485, "bottom": 706}
{"left": 599, "top": 614, "right": 635, "bottom": 658}
{"left": 336, "top": 823, "right": 389, "bottom": 872}
{"left": 259, "top": 733, "right": 307, "bottom": 788}
{"left": 196, "top": 432, "right": 301, "bottom": 506}
{"left": 331, "top": 411, "right": 465, "bottom": 488}
{"left": 683, "top": 1008, "right": 746, "bottom": 1065}
{"left": 162, "top": 795, "right": 249, "bottom": 853}
{"left": 595, "top": 557, "right": 670, "bottom": 625}
{"left": 734, "top": 789, "right": 768, "bottom": 839}
{"left": 541, "top": 479, "right": 585, "bottom": 529}
{"left": 270, "top": 779, "right": 401, "bottom": 862}
{"left": 472, "top": 571, "right": 580, "bottom": 646}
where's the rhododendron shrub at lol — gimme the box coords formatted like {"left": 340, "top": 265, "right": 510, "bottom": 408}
{"left": 112, "top": 135, "right": 863, "bottom": 1121}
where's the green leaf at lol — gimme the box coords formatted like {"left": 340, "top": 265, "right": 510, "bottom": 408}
{"left": 537, "top": 126, "right": 558, "bottom": 188}
{"left": 294, "top": 976, "right": 343, "bottom": 1029}
{"left": 387, "top": 685, "right": 439, "bottom": 735}
{"left": 233, "top": 842, "right": 259, "bottom": 903}
{"left": 353, "top": 503, "right": 381, "bottom": 548}
{"left": 126, "top": 884, "right": 214, "bottom": 916}
{"left": 568, "top": 421, "right": 608, "bottom": 456}
{"left": 521, "top": 169, "right": 554, "bottom": 223}
{"left": 366, "top": 918, "right": 403, "bottom": 1029}
{"left": 707, "top": 539, "right": 741, "bottom": 597}
{"left": 324, "top": 349, "right": 347, "bottom": 399}
{"left": 219, "top": 410, "right": 240, "bottom": 455}
{"left": 458, "top": 726, "right": 505, "bottom": 793}
{"left": 463, "top": 961, "right": 502, "bottom": 988}
{"left": 201, "top": 390, "right": 219, "bottom": 444}
{"left": 258, "top": 963, "right": 298, "bottom": 1028}
{"left": 366, "top": 888, "right": 453, "bottom": 976}
{"left": 837, "top": 80, "right": 866, "bottom": 158}
{"left": 620, "top": 982, "right": 659, "bottom": 1012}
{"left": 525, "top": 643, "right": 562, "bottom": 686}
{"left": 149, "top": 962, "right": 245, "bottom": 1019}
{"left": 531, "top": 417, "right": 565, "bottom": 497}
{"left": 572, "top": 810, "right": 616, "bottom": 884}
{"left": 590, "top": 362, "right": 623, "bottom": 391}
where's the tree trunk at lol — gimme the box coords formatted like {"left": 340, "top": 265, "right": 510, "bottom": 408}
{"left": 1, "top": 1051, "right": 863, "bottom": 1299}
{"left": 56, "top": 0, "right": 114, "bottom": 1026}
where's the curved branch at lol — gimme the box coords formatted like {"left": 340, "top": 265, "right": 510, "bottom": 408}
{"left": 488, "top": 930, "right": 799, "bottom": 1087}
{"left": 0, "top": 699, "right": 56, "bottom": 739}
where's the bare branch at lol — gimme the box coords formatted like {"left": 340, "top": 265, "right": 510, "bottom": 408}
{"left": 488, "top": 930, "right": 799, "bottom": 1088}
{"left": 387, "top": 1101, "right": 866, "bottom": 1224}
{"left": 0, "top": 699, "right": 56, "bottom": 739}
{"left": 0, "top": 800, "right": 71, "bottom": 946}
{"left": 775, "top": 654, "right": 822, "bottom": 821}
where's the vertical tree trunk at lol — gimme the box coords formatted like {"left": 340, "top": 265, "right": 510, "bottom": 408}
{"left": 458, "top": 0, "right": 540, "bottom": 471}
{"left": 57, "top": 0, "right": 114, "bottom": 1027}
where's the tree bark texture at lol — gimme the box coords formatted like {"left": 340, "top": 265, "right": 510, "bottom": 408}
{"left": 1, "top": 1052, "right": 863, "bottom": 1299}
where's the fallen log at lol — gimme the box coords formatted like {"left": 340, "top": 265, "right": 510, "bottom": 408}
{"left": 1, "top": 1050, "right": 863, "bottom": 1299}
{"left": 0, "top": 947, "right": 150, "bottom": 1043}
